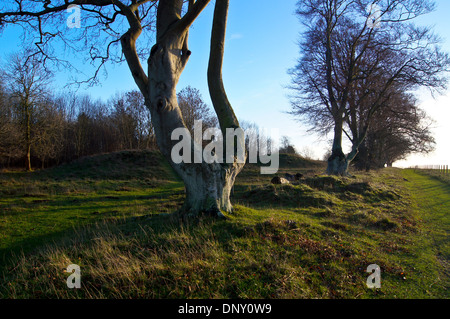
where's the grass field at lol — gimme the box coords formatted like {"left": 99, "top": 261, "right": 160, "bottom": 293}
{"left": 413, "top": 169, "right": 450, "bottom": 185}
{"left": 0, "top": 150, "right": 448, "bottom": 299}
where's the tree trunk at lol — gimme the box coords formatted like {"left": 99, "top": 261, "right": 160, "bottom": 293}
{"left": 147, "top": 37, "right": 243, "bottom": 217}
{"left": 327, "top": 114, "right": 371, "bottom": 175}
{"left": 118, "top": 0, "right": 242, "bottom": 218}
{"left": 25, "top": 144, "right": 31, "bottom": 171}
{"left": 147, "top": 73, "right": 243, "bottom": 217}
{"left": 143, "top": 0, "right": 243, "bottom": 218}
{"left": 327, "top": 116, "right": 349, "bottom": 176}
{"left": 353, "top": 142, "right": 370, "bottom": 171}
{"left": 25, "top": 105, "right": 32, "bottom": 172}
{"left": 327, "top": 152, "right": 349, "bottom": 176}
{"left": 180, "top": 162, "right": 241, "bottom": 218}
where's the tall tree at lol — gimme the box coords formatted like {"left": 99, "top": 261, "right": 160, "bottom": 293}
{"left": 289, "top": 0, "right": 449, "bottom": 175}
{"left": 0, "top": 75, "right": 22, "bottom": 168}
{"left": 123, "top": 90, "right": 155, "bottom": 150}
{"left": 0, "top": 0, "right": 244, "bottom": 218}
{"left": 2, "top": 52, "right": 53, "bottom": 171}
{"left": 111, "top": 93, "right": 140, "bottom": 150}
{"left": 33, "top": 96, "right": 66, "bottom": 168}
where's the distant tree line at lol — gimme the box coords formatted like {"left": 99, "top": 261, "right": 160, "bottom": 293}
{"left": 0, "top": 53, "right": 217, "bottom": 171}
{"left": 289, "top": 0, "right": 448, "bottom": 174}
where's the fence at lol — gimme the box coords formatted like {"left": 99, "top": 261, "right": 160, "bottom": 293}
{"left": 412, "top": 165, "right": 450, "bottom": 175}
{"left": 411, "top": 165, "right": 450, "bottom": 184}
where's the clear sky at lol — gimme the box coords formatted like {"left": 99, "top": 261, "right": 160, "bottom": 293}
{"left": 0, "top": 0, "right": 449, "bottom": 167}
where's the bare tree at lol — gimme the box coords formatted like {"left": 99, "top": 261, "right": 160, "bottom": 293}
{"left": 0, "top": 76, "right": 23, "bottom": 168}
{"left": 2, "top": 51, "right": 53, "bottom": 171}
{"left": 289, "top": 0, "right": 450, "bottom": 175}
{"left": 33, "top": 96, "right": 66, "bottom": 168}
{"left": 240, "top": 120, "right": 275, "bottom": 163}
{"left": 124, "top": 90, "right": 155, "bottom": 149}
{"left": 353, "top": 91, "right": 436, "bottom": 169}
{"left": 299, "top": 146, "right": 316, "bottom": 160}
{"left": 177, "top": 86, "right": 218, "bottom": 137}
{"left": 110, "top": 93, "right": 139, "bottom": 150}
{"left": 279, "top": 136, "right": 297, "bottom": 155}
{"left": 109, "top": 90, "right": 154, "bottom": 150}
{"left": 1, "top": 0, "right": 244, "bottom": 218}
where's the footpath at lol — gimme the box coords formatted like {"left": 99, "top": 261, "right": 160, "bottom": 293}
{"left": 402, "top": 169, "right": 449, "bottom": 295}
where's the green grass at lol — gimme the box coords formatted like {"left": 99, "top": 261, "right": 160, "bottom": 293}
{"left": 0, "top": 150, "right": 182, "bottom": 260}
{"left": 400, "top": 169, "right": 450, "bottom": 293}
{"left": 412, "top": 169, "right": 450, "bottom": 185}
{"left": 0, "top": 151, "right": 448, "bottom": 299}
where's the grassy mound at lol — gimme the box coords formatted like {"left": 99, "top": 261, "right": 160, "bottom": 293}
{"left": 234, "top": 184, "right": 338, "bottom": 208}
{"left": 299, "top": 175, "right": 402, "bottom": 202}
{"left": 236, "top": 153, "right": 325, "bottom": 185}
{"left": 0, "top": 150, "right": 183, "bottom": 259}
{"left": 0, "top": 150, "right": 178, "bottom": 197}
{"left": 42, "top": 149, "right": 177, "bottom": 181}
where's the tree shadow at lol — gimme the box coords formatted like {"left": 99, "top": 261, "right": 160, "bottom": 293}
{"left": 0, "top": 211, "right": 243, "bottom": 277}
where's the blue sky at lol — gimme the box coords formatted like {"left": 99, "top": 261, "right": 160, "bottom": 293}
{"left": 1, "top": 0, "right": 449, "bottom": 167}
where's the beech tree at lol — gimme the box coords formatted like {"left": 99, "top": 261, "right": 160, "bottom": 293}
{"left": 0, "top": 0, "right": 244, "bottom": 218}
{"left": 289, "top": 0, "right": 450, "bottom": 175}
{"left": 353, "top": 91, "right": 435, "bottom": 169}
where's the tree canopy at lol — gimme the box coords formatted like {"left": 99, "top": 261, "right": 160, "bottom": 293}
{"left": 289, "top": 0, "right": 449, "bottom": 174}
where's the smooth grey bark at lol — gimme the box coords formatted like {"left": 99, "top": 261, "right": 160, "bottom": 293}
{"left": 119, "top": 0, "right": 244, "bottom": 218}
{"left": 327, "top": 121, "right": 366, "bottom": 176}
{"left": 144, "top": 0, "right": 244, "bottom": 218}
{"left": 326, "top": 114, "right": 349, "bottom": 176}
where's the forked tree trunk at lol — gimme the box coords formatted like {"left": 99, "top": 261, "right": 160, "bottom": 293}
{"left": 180, "top": 161, "right": 242, "bottom": 218}
{"left": 327, "top": 116, "right": 369, "bottom": 176}
{"left": 327, "top": 116, "right": 349, "bottom": 176}
{"left": 147, "top": 44, "right": 243, "bottom": 217}
{"left": 143, "top": 0, "right": 243, "bottom": 218}
{"left": 327, "top": 152, "right": 349, "bottom": 176}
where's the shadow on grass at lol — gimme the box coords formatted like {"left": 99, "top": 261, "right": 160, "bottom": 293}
{"left": 1, "top": 192, "right": 185, "bottom": 217}
{"left": 0, "top": 212, "right": 242, "bottom": 280}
